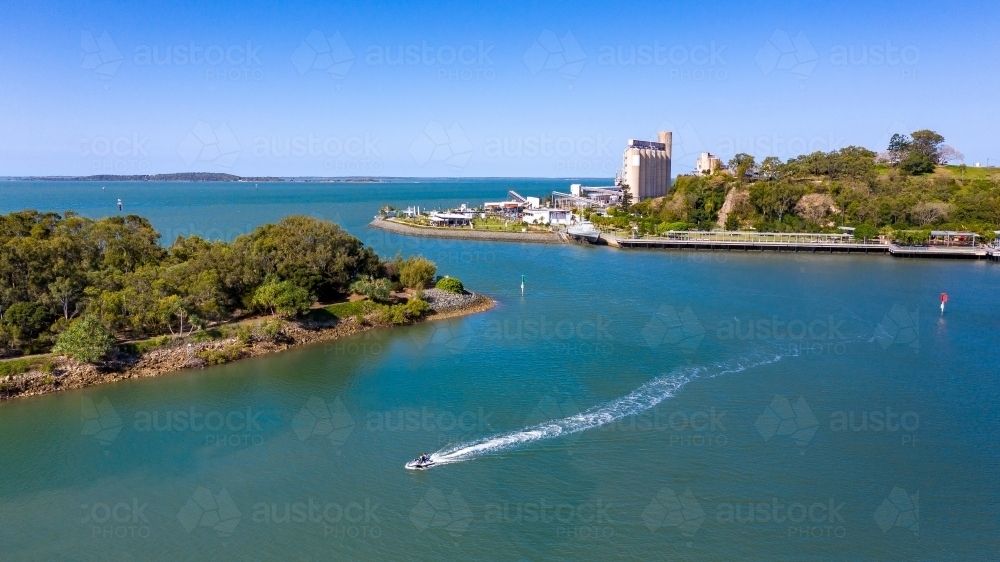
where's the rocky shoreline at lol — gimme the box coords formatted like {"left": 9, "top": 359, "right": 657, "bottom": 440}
{"left": 0, "top": 293, "right": 495, "bottom": 403}
{"left": 370, "top": 217, "right": 564, "bottom": 244}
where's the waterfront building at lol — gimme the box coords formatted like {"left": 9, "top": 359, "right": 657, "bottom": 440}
{"left": 618, "top": 131, "right": 672, "bottom": 201}
{"left": 523, "top": 208, "right": 574, "bottom": 226}
{"left": 695, "top": 152, "right": 723, "bottom": 175}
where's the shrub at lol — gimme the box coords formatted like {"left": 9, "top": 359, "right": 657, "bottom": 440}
{"left": 435, "top": 277, "right": 464, "bottom": 294}
{"left": 198, "top": 343, "right": 245, "bottom": 365}
{"left": 52, "top": 316, "right": 116, "bottom": 363}
{"left": 398, "top": 256, "right": 436, "bottom": 289}
{"left": 188, "top": 329, "right": 223, "bottom": 343}
{"left": 251, "top": 281, "right": 312, "bottom": 317}
{"left": 256, "top": 318, "right": 286, "bottom": 341}
{"left": 322, "top": 300, "right": 379, "bottom": 320}
{"left": 0, "top": 358, "right": 34, "bottom": 378}
{"left": 235, "top": 324, "right": 255, "bottom": 345}
{"left": 350, "top": 276, "right": 393, "bottom": 302}
{"left": 402, "top": 298, "right": 431, "bottom": 319}
{"left": 657, "top": 221, "right": 689, "bottom": 233}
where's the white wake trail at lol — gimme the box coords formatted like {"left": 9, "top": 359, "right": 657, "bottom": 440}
{"left": 429, "top": 351, "right": 784, "bottom": 466}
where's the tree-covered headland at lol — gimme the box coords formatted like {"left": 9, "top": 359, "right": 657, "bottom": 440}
{"left": 0, "top": 213, "right": 439, "bottom": 359}
{"left": 597, "top": 130, "right": 998, "bottom": 241}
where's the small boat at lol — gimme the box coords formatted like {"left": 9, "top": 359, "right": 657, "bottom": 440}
{"left": 566, "top": 221, "right": 602, "bottom": 243}
{"left": 405, "top": 453, "right": 436, "bottom": 470}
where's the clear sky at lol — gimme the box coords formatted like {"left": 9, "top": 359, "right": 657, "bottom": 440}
{"left": 1, "top": 0, "right": 997, "bottom": 177}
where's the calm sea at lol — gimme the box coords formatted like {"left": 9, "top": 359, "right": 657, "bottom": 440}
{"left": 0, "top": 179, "right": 997, "bottom": 560}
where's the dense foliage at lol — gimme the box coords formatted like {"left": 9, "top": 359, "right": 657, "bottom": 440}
{"left": 0, "top": 213, "right": 400, "bottom": 356}
{"left": 435, "top": 277, "right": 465, "bottom": 294}
{"left": 52, "top": 316, "right": 115, "bottom": 363}
{"left": 591, "top": 130, "right": 999, "bottom": 240}
{"left": 398, "top": 256, "right": 437, "bottom": 289}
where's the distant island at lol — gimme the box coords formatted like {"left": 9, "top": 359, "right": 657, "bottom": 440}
{"left": 17, "top": 173, "right": 284, "bottom": 182}
{"left": 8, "top": 173, "right": 388, "bottom": 182}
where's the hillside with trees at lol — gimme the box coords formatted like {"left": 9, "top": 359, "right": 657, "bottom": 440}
{"left": 595, "top": 130, "right": 999, "bottom": 241}
{"left": 0, "top": 212, "right": 436, "bottom": 359}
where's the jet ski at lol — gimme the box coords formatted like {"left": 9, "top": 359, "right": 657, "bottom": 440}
{"left": 405, "top": 453, "right": 435, "bottom": 470}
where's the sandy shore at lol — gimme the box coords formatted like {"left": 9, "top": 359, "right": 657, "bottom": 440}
{"left": 0, "top": 293, "right": 495, "bottom": 402}
{"left": 370, "top": 217, "right": 564, "bottom": 244}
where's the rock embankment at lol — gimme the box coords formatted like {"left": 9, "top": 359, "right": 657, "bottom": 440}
{"left": 423, "top": 288, "right": 491, "bottom": 314}
{"left": 0, "top": 293, "right": 495, "bottom": 402}
{"left": 370, "top": 218, "right": 563, "bottom": 244}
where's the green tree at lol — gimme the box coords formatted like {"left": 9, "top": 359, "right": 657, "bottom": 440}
{"left": 245, "top": 216, "right": 382, "bottom": 301}
{"left": 619, "top": 186, "right": 633, "bottom": 211}
{"left": 758, "top": 156, "right": 782, "bottom": 179}
{"left": 52, "top": 315, "right": 115, "bottom": 363}
{"left": 910, "top": 130, "right": 945, "bottom": 164}
{"left": 886, "top": 133, "right": 911, "bottom": 165}
{"left": 251, "top": 281, "right": 311, "bottom": 317}
{"left": 398, "top": 256, "right": 437, "bottom": 290}
{"left": 853, "top": 223, "right": 879, "bottom": 241}
{"left": 728, "top": 153, "right": 756, "bottom": 183}
{"left": 2, "top": 301, "right": 53, "bottom": 341}
{"left": 900, "top": 151, "right": 936, "bottom": 175}
{"left": 48, "top": 275, "right": 86, "bottom": 320}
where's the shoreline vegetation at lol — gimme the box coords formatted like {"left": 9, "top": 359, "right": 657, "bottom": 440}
{"left": 370, "top": 216, "right": 563, "bottom": 244}
{"left": 0, "top": 212, "right": 494, "bottom": 402}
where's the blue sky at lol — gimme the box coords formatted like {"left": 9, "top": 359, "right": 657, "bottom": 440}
{"left": 0, "top": 0, "right": 997, "bottom": 177}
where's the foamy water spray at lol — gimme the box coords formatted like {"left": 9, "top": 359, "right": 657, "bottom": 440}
{"left": 423, "top": 352, "right": 785, "bottom": 467}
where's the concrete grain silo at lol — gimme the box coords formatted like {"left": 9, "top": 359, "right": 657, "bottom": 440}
{"left": 619, "top": 131, "right": 672, "bottom": 201}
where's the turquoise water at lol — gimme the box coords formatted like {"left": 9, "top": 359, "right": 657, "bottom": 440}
{"left": 1, "top": 180, "right": 999, "bottom": 560}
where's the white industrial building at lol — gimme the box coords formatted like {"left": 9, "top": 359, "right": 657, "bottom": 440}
{"left": 618, "top": 131, "right": 672, "bottom": 201}
{"left": 695, "top": 152, "right": 722, "bottom": 175}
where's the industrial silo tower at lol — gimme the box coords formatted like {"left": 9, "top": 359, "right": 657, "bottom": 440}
{"left": 619, "top": 131, "right": 672, "bottom": 201}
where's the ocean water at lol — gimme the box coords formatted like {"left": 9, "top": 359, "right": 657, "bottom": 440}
{"left": 0, "top": 179, "right": 998, "bottom": 560}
